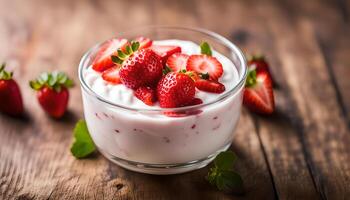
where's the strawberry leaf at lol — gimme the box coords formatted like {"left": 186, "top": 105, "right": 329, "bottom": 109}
{"left": 70, "top": 120, "right": 96, "bottom": 159}
{"left": 111, "top": 55, "right": 123, "bottom": 64}
{"left": 214, "top": 151, "right": 237, "bottom": 170}
{"left": 245, "top": 68, "right": 257, "bottom": 87}
{"left": 200, "top": 42, "right": 212, "bottom": 56}
{"left": 30, "top": 71, "right": 74, "bottom": 91}
{"left": 0, "top": 63, "right": 14, "bottom": 80}
{"left": 131, "top": 41, "right": 140, "bottom": 52}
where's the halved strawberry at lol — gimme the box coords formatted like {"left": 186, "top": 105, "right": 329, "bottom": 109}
{"left": 149, "top": 45, "right": 181, "bottom": 64}
{"left": 166, "top": 53, "right": 189, "bottom": 72}
{"left": 134, "top": 86, "right": 157, "bottom": 106}
{"left": 186, "top": 55, "right": 223, "bottom": 80}
{"left": 248, "top": 54, "right": 271, "bottom": 75}
{"left": 102, "top": 67, "right": 121, "bottom": 84}
{"left": 243, "top": 69, "right": 274, "bottom": 114}
{"left": 195, "top": 79, "right": 225, "bottom": 94}
{"left": 187, "top": 97, "right": 203, "bottom": 106}
{"left": 92, "top": 38, "right": 128, "bottom": 72}
{"left": 135, "top": 37, "right": 153, "bottom": 49}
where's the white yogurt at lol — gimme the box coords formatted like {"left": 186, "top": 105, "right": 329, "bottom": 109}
{"left": 80, "top": 39, "right": 244, "bottom": 174}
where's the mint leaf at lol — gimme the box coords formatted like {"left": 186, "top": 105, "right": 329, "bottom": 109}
{"left": 71, "top": 120, "right": 96, "bottom": 158}
{"left": 200, "top": 42, "right": 212, "bottom": 56}
{"left": 214, "top": 151, "right": 237, "bottom": 170}
{"left": 216, "top": 171, "right": 243, "bottom": 193}
{"left": 207, "top": 151, "right": 243, "bottom": 194}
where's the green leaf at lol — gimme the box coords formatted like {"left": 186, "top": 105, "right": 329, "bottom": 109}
{"left": 125, "top": 45, "right": 133, "bottom": 55}
{"left": 111, "top": 55, "right": 123, "bottom": 64}
{"left": 29, "top": 80, "right": 42, "bottom": 90}
{"left": 70, "top": 120, "right": 96, "bottom": 159}
{"left": 48, "top": 73, "right": 57, "bottom": 87}
{"left": 117, "top": 49, "right": 127, "bottom": 59}
{"left": 200, "top": 42, "right": 212, "bottom": 56}
{"left": 216, "top": 170, "right": 243, "bottom": 193}
{"left": 214, "top": 151, "right": 237, "bottom": 170}
{"left": 40, "top": 72, "right": 49, "bottom": 82}
{"left": 163, "top": 65, "right": 172, "bottom": 75}
{"left": 245, "top": 68, "right": 257, "bottom": 87}
{"left": 64, "top": 79, "right": 74, "bottom": 88}
{"left": 0, "top": 63, "right": 5, "bottom": 72}
{"left": 131, "top": 41, "right": 140, "bottom": 52}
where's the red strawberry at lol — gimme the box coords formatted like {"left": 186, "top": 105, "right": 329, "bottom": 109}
{"left": 186, "top": 55, "right": 223, "bottom": 80}
{"left": 248, "top": 54, "right": 271, "bottom": 74}
{"left": 102, "top": 67, "right": 121, "bottom": 84}
{"left": 119, "top": 48, "right": 163, "bottom": 89}
{"left": 135, "top": 37, "right": 153, "bottom": 49}
{"left": 92, "top": 38, "right": 128, "bottom": 72}
{"left": 195, "top": 79, "right": 225, "bottom": 94}
{"left": 134, "top": 86, "right": 157, "bottom": 106}
{"left": 166, "top": 53, "right": 189, "bottom": 72}
{"left": 187, "top": 97, "right": 203, "bottom": 106}
{"left": 149, "top": 45, "right": 181, "bottom": 64}
{"left": 0, "top": 63, "right": 24, "bottom": 116}
{"left": 243, "top": 69, "right": 274, "bottom": 114}
{"left": 30, "top": 71, "right": 74, "bottom": 118}
{"left": 157, "top": 72, "right": 195, "bottom": 108}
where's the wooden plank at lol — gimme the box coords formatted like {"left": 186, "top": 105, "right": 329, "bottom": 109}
{"left": 195, "top": 0, "right": 279, "bottom": 199}
{"left": 263, "top": 1, "right": 350, "bottom": 198}
{"left": 197, "top": 0, "right": 321, "bottom": 199}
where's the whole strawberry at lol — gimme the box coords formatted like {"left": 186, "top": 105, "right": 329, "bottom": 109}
{"left": 0, "top": 63, "right": 24, "bottom": 116}
{"left": 112, "top": 41, "right": 163, "bottom": 89}
{"left": 157, "top": 72, "right": 195, "bottom": 108}
{"left": 30, "top": 71, "right": 74, "bottom": 118}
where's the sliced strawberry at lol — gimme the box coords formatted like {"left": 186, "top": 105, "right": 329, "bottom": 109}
{"left": 195, "top": 79, "right": 225, "bottom": 94}
{"left": 243, "top": 70, "right": 274, "bottom": 114}
{"left": 134, "top": 86, "right": 157, "bottom": 106}
{"left": 166, "top": 53, "right": 189, "bottom": 72}
{"left": 248, "top": 54, "right": 271, "bottom": 74}
{"left": 186, "top": 55, "right": 223, "bottom": 80}
{"left": 135, "top": 37, "right": 153, "bottom": 49}
{"left": 102, "top": 67, "right": 121, "bottom": 84}
{"left": 187, "top": 97, "right": 203, "bottom": 106}
{"left": 149, "top": 45, "right": 181, "bottom": 64}
{"left": 92, "top": 38, "right": 128, "bottom": 72}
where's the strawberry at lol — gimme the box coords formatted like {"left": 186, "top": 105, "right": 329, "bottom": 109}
{"left": 0, "top": 63, "right": 24, "bottom": 116}
{"left": 157, "top": 72, "right": 195, "bottom": 108}
{"left": 134, "top": 86, "right": 157, "bottom": 106}
{"left": 248, "top": 54, "right": 271, "bottom": 75}
{"left": 195, "top": 79, "right": 225, "bottom": 94}
{"left": 186, "top": 55, "right": 223, "bottom": 81}
{"left": 30, "top": 71, "right": 74, "bottom": 118}
{"left": 188, "top": 97, "right": 203, "bottom": 106}
{"left": 92, "top": 38, "right": 128, "bottom": 72}
{"left": 102, "top": 67, "right": 121, "bottom": 84}
{"left": 166, "top": 53, "right": 189, "bottom": 72}
{"left": 117, "top": 47, "right": 163, "bottom": 89}
{"left": 135, "top": 37, "right": 153, "bottom": 49}
{"left": 149, "top": 45, "right": 181, "bottom": 64}
{"left": 243, "top": 69, "right": 274, "bottom": 114}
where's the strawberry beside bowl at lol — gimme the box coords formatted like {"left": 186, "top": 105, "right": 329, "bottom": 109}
{"left": 78, "top": 27, "right": 247, "bottom": 174}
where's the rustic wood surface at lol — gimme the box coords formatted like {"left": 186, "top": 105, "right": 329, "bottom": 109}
{"left": 0, "top": 0, "right": 349, "bottom": 199}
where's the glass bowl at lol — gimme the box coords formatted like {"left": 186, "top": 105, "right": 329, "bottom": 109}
{"left": 78, "top": 26, "right": 247, "bottom": 174}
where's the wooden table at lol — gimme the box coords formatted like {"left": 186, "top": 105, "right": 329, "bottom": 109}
{"left": 1, "top": 0, "right": 349, "bottom": 199}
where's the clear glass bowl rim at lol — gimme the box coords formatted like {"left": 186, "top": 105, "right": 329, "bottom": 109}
{"left": 78, "top": 26, "right": 248, "bottom": 112}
